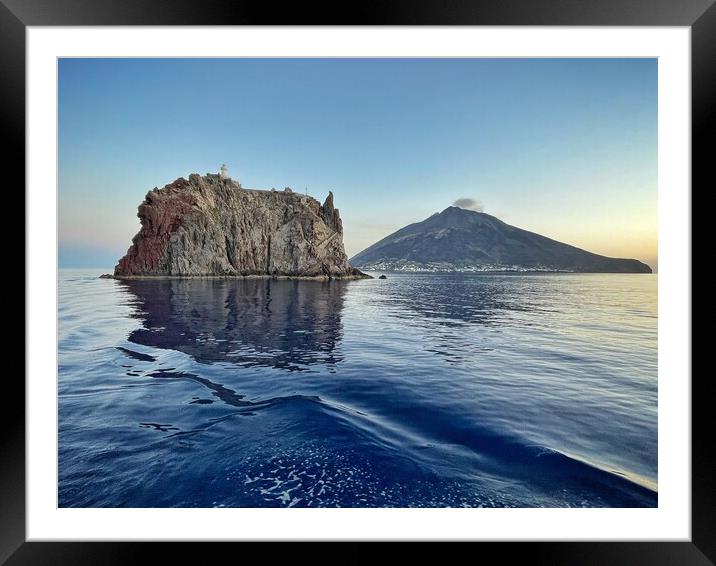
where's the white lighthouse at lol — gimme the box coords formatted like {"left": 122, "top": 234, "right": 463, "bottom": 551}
{"left": 219, "top": 164, "right": 229, "bottom": 179}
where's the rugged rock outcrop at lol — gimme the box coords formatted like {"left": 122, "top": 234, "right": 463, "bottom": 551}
{"left": 114, "top": 174, "right": 369, "bottom": 279}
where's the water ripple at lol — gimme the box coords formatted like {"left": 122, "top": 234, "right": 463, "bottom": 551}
{"left": 59, "top": 269, "right": 657, "bottom": 507}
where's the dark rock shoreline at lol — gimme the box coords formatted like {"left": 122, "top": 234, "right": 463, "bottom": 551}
{"left": 100, "top": 271, "right": 369, "bottom": 281}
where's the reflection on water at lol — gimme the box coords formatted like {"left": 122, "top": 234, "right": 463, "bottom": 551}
{"left": 366, "top": 275, "right": 522, "bottom": 364}
{"left": 121, "top": 278, "right": 347, "bottom": 371}
{"left": 379, "top": 275, "right": 515, "bottom": 327}
{"left": 376, "top": 274, "right": 558, "bottom": 328}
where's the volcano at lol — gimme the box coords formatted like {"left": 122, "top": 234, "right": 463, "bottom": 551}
{"left": 350, "top": 206, "right": 651, "bottom": 273}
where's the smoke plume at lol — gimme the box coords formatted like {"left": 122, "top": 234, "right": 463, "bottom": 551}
{"left": 452, "top": 198, "right": 484, "bottom": 212}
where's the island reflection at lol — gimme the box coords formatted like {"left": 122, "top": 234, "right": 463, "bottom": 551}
{"left": 120, "top": 278, "right": 347, "bottom": 371}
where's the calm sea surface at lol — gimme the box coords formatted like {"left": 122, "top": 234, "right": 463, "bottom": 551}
{"left": 59, "top": 269, "right": 657, "bottom": 507}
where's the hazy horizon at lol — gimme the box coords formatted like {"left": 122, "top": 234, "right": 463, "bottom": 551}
{"left": 59, "top": 58, "right": 657, "bottom": 271}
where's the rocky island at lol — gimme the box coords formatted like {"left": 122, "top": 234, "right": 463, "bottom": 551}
{"left": 113, "top": 169, "right": 369, "bottom": 280}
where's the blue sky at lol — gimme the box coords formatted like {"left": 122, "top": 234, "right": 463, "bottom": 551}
{"left": 59, "top": 58, "right": 657, "bottom": 269}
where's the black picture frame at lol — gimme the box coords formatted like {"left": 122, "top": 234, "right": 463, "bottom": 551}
{"left": 4, "top": 1, "right": 708, "bottom": 563}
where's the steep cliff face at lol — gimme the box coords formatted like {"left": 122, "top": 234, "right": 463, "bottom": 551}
{"left": 114, "top": 174, "right": 368, "bottom": 278}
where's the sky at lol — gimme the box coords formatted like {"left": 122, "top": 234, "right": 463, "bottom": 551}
{"left": 58, "top": 58, "right": 657, "bottom": 270}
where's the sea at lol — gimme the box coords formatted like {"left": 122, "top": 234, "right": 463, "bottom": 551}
{"left": 58, "top": 269, "right": 657, "bottom": 508}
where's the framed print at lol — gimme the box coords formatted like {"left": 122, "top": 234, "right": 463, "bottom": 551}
{"left": 5, "top": 0, "right": 710, "bottom": 563}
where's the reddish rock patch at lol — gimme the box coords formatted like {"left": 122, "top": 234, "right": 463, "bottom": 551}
{"left": 115, "top": 179, "right": 197, "bottom": 276}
